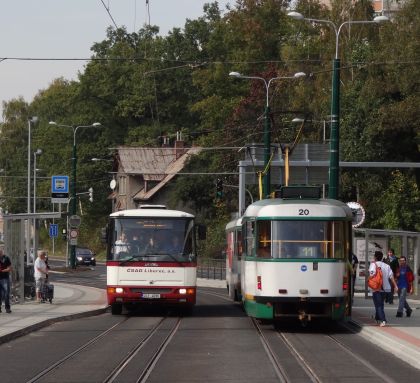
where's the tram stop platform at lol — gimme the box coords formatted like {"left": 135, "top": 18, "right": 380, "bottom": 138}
{"left": 0, "top": 282, "right": 108, "bottom": 345}
{"left": 0, "top": 282, "right": 419, "bottom": 371}
{"left": 351, "top": 293, "right": 420, "bottom": 370}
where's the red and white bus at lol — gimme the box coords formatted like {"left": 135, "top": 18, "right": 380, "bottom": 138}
{"left": 105, "top": 205, "right": 203, "bottom": 315}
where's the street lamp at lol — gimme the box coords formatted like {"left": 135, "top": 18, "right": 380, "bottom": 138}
{"left": 288, "top": 11, "right": 389, "bottom": 199}
{"left": 229, "top": 71, "right": 306, "bottom": 197}
{"left": 49, "top": 121, "right": 102, "bottom": 268}
{"left": 27, "top": 116, "right": 38, "bottom": 265}
{"left": 33, "top": 149, "right": 42, "bottom": 213}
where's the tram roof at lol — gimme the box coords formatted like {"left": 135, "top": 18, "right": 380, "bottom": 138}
{"left": 243, "top": 198, "right": 352, "bottom": 220}
{"left": 225, "top": 217, "right": 243, "bottom": 230}
{"left": 110, "top": 209, "right": 194, "bottom": 219}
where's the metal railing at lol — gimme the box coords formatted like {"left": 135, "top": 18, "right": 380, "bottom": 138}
{"left": 197, "top": 258, "right": 226, "bottom": 280}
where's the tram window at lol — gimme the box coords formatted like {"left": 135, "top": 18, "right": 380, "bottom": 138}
{"left": 237, "top": 231, "right": 243, "bottom": 259}
{"left": 244, "top": 221, "right": 255, "bottom": 257}
{"left": 267, "top": 221, "right": 333, "bottom": 259}
{"left": 332, "top": 222, "right": 346, "bottom": 259}
{"left": 257, "top": 221, "right": 271, "bottom": 258}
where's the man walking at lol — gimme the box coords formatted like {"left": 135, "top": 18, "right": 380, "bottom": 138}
{"left": 0, "top": 248, "right": 12, "bottom": 313}
{"left": 395, "top": 256, "right": 414, "bottom": 318}
{"left": 369, "top": 251, "right": 398, "bottom": 327}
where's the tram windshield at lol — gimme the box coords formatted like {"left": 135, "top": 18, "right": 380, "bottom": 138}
{"left": 107, "top": 217, "right": 195, "bottom": 262}
{"left": 255, "top": 220, "right": 349, "bottom": 259}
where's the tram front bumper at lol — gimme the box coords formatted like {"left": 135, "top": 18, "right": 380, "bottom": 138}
{"left": 255, "top": 296, "right": 346, "bottom": 319}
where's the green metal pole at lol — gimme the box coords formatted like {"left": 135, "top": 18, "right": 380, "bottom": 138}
{"left": 70, "top": 140, "right": 77, "bottom": 268}
{"left": 328, "top": 58, "right": 340, "bottom": 200}
{"left": 263, "top": 105, "right": 271, "bottom": 198}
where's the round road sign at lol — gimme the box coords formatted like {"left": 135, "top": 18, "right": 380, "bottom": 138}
{"left": 69, "top": 229, "right": 79, "bottom": 239}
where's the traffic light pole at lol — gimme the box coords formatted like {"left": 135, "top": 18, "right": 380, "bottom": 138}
{"left": 263, "top": 105, "right": 271, "bottom": 198}
{"left": 328, "top": 58, "right": 340, "bottom": 200}
{"left": 70, "top": 138, "right": 77, "bottom": 269}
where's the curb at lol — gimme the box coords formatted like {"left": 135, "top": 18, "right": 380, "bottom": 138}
{"left": 347, "top": 318, "right": 420, "bottom": 371}
{"left": 0, "top": 306, "right": 109, "bottom": 346}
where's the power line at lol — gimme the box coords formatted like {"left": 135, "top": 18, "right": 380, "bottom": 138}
{"left": 99, "top": 0, "right": 119, "bottom": 29}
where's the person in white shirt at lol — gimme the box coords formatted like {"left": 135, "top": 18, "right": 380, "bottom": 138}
{"left": 34, "top": 251, "right": 48, "bottom": 302}
{"left": 369, "top": 251, "right": 398, "bottom": 327}
{"left": 114, "top": 232, "right": 130, "bottom": 256}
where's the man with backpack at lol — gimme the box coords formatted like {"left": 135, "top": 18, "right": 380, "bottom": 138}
{"left": 369, "top": 251, "right": 398, "bottom": 327}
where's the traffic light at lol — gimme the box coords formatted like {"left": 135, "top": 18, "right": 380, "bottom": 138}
{"left": 216, "top": 178, "right": 223, "bottom": 199}
{"left": 62, "top": 228, "right": 67, "bottom": 241}
{"left": 88, "top": 187, "right": 93, "bottom": 202}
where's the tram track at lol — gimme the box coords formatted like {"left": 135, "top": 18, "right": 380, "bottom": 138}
{"left": 323, "top": 332, "right": 397, "bottom": 383}
{"left": 26, "top": 316, "right": 130, "bottom": 383}
{"left": 252, "top": 318, "right": 321, "bottom": 383}
{"left": 26, "top": 316, "right": 182, "bottom": 383}
{"left": 272, "top": 324, "right": 398, "bottom": 383}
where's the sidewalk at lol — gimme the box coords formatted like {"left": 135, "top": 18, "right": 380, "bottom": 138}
{"left": 0, "top": 282, "right": 108, "bottom": 345}
{"left": 350, "top": 293, "right": 420, "bottom": 370}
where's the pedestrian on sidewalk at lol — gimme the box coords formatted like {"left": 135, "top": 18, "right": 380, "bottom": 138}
{"left": 395, "top": 256, "right": 414, "bottom": 318}
{"left": 369, "top": 251, "right": 398, "bottom": 327}
{"left": 351, "top": 253, "right": 359, "bottom": 301}
{"left": 0, "top": 248, "right": 12, "bottom": 313}
{"left": 384, "top": 248, "right": 399, "bottom": 304}
{"left": 34, "top": 250, "right": 48, "bottom": 302}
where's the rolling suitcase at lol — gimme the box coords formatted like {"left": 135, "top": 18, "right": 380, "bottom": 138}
{"left": 42, "top": 282, "right": 54, "bottom": 303}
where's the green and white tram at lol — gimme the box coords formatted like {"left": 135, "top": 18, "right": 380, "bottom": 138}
{"left": 227, "top": 187, "right": 353, "bottom": 323}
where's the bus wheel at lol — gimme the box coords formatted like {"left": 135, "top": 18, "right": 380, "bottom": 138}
{"left": 111, "top": 303, "right": 123, "bottom": 315}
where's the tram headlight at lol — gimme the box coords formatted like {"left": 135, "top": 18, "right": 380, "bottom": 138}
{"left": 179, "top": 288, "right": 187, "bottom": 294}
{"left": 115, "top": 287, "right": 124, "bottom": 294}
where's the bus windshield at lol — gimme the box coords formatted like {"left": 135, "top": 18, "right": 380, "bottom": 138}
{"left": 108, "top": 217, "right": 195, "bottom": 262}
{"left": 255, "top": 220, "right": 348, "bottom": 259}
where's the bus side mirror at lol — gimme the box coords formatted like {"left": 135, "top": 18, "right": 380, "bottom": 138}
{"left": 197, "top": 224, "right": 207, "bottom": 240}
{"left": 100, "top": 226, "right": 108, "bottom": 244}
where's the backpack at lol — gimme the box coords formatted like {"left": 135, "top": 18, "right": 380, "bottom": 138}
{"left": 368, "top": 262, "right": 383, "bottom": 291}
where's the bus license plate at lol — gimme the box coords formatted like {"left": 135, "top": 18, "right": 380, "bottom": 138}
{"left": 142, "top": 293, "right": 160, "bottom": 299}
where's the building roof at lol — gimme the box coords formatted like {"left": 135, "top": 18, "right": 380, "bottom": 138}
{"left": 116, "top": 146, "right": 202, "bottom": 201}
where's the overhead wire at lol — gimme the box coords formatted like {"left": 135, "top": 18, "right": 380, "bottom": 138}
{"left": 99, "top": 0, "right": 119, "bottom": 29}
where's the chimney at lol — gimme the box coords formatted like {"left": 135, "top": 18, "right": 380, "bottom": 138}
{"left": 174, "top": 131, "right": 185, "bottom": 159}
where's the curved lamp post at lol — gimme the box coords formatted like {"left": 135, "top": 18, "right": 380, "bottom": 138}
{"left": 288, "top": 11, "right": 389, "bottom": 199}
{"left": 229, "top": 71, "right": 306, "bottom": 198}
{"left": 49, "top": 121, "right": 102, "bottom": 268}
{"left": 33, "top": 149, "right": 42, "bottom": 213}
{"left": 27, "top": 116, "right": 38, "bottom": 264}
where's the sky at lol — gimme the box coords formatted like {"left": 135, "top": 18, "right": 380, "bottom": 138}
{"left": 0, "top": 0, "right": 231, "bottom": 121}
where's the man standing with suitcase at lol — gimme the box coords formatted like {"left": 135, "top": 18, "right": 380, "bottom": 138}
{"left": 34, "top": 250, "right": 48, "bottom": 302}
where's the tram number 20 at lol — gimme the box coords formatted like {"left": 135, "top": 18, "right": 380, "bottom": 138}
{"left": 298, "top": 209, "right": 310, "bottom": 216}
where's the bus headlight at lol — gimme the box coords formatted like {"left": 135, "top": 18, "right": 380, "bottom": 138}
{"left": 179, "top": 288, "right": 187, "bottom": 294}
{"left": 115, "top": 287, "right": 124, "bottom": 294}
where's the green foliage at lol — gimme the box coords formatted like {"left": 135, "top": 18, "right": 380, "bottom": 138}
{"left": 1, "top": 0, "right": 419, "bottom": 255}
{"left": 375, "top": 170, "right": 420, "bottom": 231}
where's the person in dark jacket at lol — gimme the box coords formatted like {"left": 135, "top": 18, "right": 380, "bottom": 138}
{"left": 384, "top": 248, "right": 399, "bottom": 304}
{"left": 0, "top": 248, "right": 12, "bottom": 313}
{"left": 395, "top": 256, "right": 414, "bottom": 318}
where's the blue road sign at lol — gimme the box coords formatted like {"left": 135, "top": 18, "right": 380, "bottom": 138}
{"left": 52, "top": 175, "right": 69, "bottom": 193}
{"left": 51, "top": 175, "right": 69, "bottom": 203}
{"left": 49, "top": 224, "right": 58, "bottom": 238}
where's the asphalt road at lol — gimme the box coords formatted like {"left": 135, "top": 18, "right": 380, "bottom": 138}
{"left": 1, "top": 260, "right": 419, "bottom": 382}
